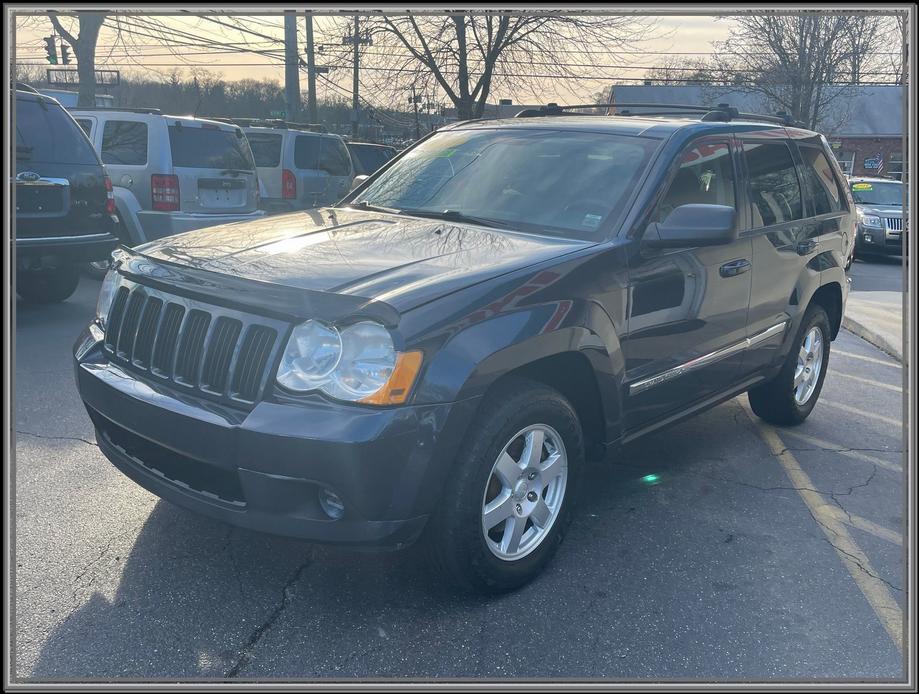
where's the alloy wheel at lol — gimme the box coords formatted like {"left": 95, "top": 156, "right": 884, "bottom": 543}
{"left": 481, "top": 424, "right": 568, "bottom": 561}
{"left": 794, "top": 326, "right": 824, "bottom": 405}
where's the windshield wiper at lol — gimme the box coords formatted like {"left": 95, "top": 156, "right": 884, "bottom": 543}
{"left": 345, "top": 200, "right": 400, "bottom": 214}
{"left": 220, "top": 168, "right": 252, "bottom": 176}
{"left": 398, "top": 208, "right": 514, "bottom": 230}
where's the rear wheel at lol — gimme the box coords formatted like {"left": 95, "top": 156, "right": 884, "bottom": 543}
{"left": 748, "top": 304, "right": 831, "bottom": 425}
{"left": 425, "top": 379, "right": 584, "bottom": 594}
{"left": 16, "top": 265, "right": 80, "bottom": 304}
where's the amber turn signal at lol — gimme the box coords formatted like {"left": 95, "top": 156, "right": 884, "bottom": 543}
{"left": 360, "top": 351, "right": 424, "bottom": 405}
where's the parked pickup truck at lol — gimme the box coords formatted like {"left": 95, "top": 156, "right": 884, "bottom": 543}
{"left": 75, "top": 104, "right": 851, "bottom": 593}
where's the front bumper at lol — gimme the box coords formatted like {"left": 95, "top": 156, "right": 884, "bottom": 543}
{"left": 74, "top": 327, "right": 478, "bottom": 548}
{"left": 855, "top": 224, "right": 904, "bottom": 255}
{"left": 136, "top": 209, "right": 266, "bottom": 241}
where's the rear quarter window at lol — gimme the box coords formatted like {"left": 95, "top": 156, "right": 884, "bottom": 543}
{"left": 101, "top": 120, "right": 148, "bottom": 165}
{"left": 798, "top": 145, "right": 844, "bottom": 215}
{"left": 15, "top": 97, "right": 99, "bottom": 167}
{"left": 319, "top": 137, "right": 352, "bottom": 177}
{"left": 168, "top": 124, "right": 255, "bottom": 170}
{"left": 246, "top": 132, "right": 283, "bottom": 167}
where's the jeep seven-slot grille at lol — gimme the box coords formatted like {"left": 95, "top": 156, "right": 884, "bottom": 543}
{"left": 104, "top": 284, "right": 281, "bottom": 404}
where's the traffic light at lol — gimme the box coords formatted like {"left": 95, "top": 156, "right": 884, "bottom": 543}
{"left": 44, "top": 36, "right": 58, "bottom": 65}
{"left": 60, "top": 43, "right": 71, "bottom": 65}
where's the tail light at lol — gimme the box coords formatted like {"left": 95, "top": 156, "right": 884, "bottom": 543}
{"left": 151, "top": 174, "right": 180, "bottom": 212}
{"left": 103, "top": 175, "right": 116, "bottom": 215}
{"left": 282, "top": 169, "right": 296, "bottom": 199}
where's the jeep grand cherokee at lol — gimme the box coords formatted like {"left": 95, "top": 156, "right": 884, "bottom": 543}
{"left": 74, "top": 105, "right": 851, "bottom": 593}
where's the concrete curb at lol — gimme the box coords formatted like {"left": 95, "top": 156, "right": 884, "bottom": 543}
{"left": 842, "top": 315, "right": 903, "bottom": 363}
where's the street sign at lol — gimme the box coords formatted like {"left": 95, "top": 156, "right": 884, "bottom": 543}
{"left": 864, "top": 157, "right": 881, "bottom": 170}
{"left": 46, "top": 68, "right": 120, "bottom": 87}
{"left": 270, "top": 110, "right": 286, "bottom": 118}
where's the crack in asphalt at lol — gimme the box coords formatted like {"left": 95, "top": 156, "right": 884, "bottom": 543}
{"left": 16, "top": 429, "right": 97, "bottom": 447}
{"left": 224, "top": 555, "right": 314, "bottom": 678}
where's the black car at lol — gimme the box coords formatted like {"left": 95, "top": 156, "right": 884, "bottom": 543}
{"left": 346, "top": 141, "right": 398, "bottom": 176}
{"left": 74, "top": 106, "right": 851, "bottom": 593}
{"left": 15, "top": 86, "right": 119, "bottom": 303}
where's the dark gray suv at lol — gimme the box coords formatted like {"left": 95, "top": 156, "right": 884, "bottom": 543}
{"left": 74, "top": 104, "right": 852, "bottom": 593}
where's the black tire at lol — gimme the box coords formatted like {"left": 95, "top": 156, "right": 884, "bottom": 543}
{"left": 425, "top": 378, "right": 585, "bottom": 594}
{"left": 84, "top": 259, "right": 112, "bottom": 281}
{"left": 748, "top": 304, "right": 831, "bottom": 426}
{"left": 16, "top": 265, "right": 80, "bottom": 304}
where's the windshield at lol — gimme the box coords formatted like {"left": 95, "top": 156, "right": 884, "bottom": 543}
{"left": 850, "top": 181, "right": 906, "bottom": 207}
{"left": 351, "top": 128, "right": 660, "bottom": 238}
{"left": 168, "top": 125, "right": 255, "bottom": 170}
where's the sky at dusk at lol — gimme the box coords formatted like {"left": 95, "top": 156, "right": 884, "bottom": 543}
{"left": 13, "top": 12, "right": 735, "bottom": 108}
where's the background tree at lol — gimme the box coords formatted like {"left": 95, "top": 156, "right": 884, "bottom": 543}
{"left": 353, "top": 11, "right": 655, "bottom": 119}
{"left": 642, "top": 56, "right": 716, "bottom": 86}
{"left": 47, "top": 11, "right": 107, "bottom": 107}
{"left": 709, "top": 12, "right": 901, "bottom": 129}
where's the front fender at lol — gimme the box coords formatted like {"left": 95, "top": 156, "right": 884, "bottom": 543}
{"left": 412, "top": 299, "right": 624, "bottom": 440}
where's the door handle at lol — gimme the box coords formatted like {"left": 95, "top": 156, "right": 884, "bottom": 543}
{"left": 796, "top": 239, "right": 821, "bottom": 255}
{"left": 719, "top": 259, "right": 752, "bottom": 277}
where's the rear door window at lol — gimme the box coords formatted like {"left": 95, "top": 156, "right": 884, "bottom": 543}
{"left": 654, "top": 141, "right": 736, "bottom": 223}
{"left": 742, "top": 142, "right": 804, "bottom": 227}
{"left": 294, "top": 134, "right": 321, "bottom": 169}
{"left": 101, "top": 120, "right": 148, "bottom": 165}
{"left": 15, "top": 97, "right": 98, "bottom": 166}
{"left": 798, "top": 145, "right": 844, "bottom": 215}
{"left": 319, "top": 137, "right": 352, "bottom": 176}
{"left": 168, "top": 124, "right": 255, "bottom": 170}
{"left": 351, "top": 145, "right": 391, "bottom": 174}
{"left": 247, "top": 132, "right": 283, "bottom": 167}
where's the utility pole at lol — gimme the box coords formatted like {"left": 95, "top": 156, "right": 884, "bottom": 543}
{"left": 284, "top": 11, "right": 300, "bottom": 121}
{"left": 304, "top": 11, "right": 318, "bottom": 124}
{"left": 410, "top": 86, "right": 421, "bottom": 140}
{"left": 351, "top": 14, "right": 360, "bottom": 139}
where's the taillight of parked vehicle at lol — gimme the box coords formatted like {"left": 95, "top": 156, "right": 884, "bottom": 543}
{"left": 151, "top": 174, "right": 180, "bottom": 212}
{"left": 282, "top": 169, "right": 297, "bottom": 199}
{"left": 104, "top": 175, "right": 116, "bottom": 215}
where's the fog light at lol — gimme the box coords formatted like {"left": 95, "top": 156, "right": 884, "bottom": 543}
{"left": 319, "top": 487, "right": 345, "bottom": 520}
{"left": 863, "top": 232, "right": 873, "bottom": 243}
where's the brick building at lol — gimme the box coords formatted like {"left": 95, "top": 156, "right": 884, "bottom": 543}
{"left": 608, "top": 84, "right": 905, "bottom": 180}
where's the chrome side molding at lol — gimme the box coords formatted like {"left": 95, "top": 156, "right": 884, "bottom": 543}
{"left": 629, "top": 321, "right": 788, "bottom": 396}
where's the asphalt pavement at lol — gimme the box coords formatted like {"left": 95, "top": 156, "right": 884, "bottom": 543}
{"left": 845, "top": 255, "right": 906, "bottom": 361}
{"left": 12, "top": 267, "right": 906, "bottom": 682}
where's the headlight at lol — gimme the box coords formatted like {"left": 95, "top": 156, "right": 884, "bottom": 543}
{"left": 276, "top": 319, "right": 422, "bottom": 405}
{"left": 858, "top": 212, "right": 883, "bottom": 228}
{"left": 96, "top": 269, "right": 121, "bottom": 328}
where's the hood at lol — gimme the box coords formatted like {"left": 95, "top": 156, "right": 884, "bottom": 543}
{"left": 855, "top": 203, "right": 903, "bottom": 218}
{"left": 135, "top": 208, "right": 591, "bottom": 312}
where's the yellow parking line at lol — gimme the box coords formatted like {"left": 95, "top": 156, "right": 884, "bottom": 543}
{"left": 832, "top": 349, "right": 901, "bottom": 368}
{"left": 819, "top": 400, "right": 902, "bottom": 428}
{"left": 739, "top": 400, "right": 903, "bottom": 653}
{"left": 818, "top": 505, "right": 903, "bottom": 546}
{"left": 831, "top": 371, "right": 902, "bottom": 393}
{"left": 781, "top": 430, "right": 902, "bottom": 474}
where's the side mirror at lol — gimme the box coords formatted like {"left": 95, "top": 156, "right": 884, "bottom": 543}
{"left": 643, "top": 204, "right": 737, "bottom": 248}
{"left": 350, "top": 174, "right": 369, "bottom": 192}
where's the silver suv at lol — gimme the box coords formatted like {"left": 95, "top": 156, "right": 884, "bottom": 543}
{"left": 71, "top": 108, "right": 264, "bottom": 246}
{"left": 848, "top": 176, "right": 906, "bottom": 261}
{"left": 240, "top": 122, "right": 354, "bottom": 213}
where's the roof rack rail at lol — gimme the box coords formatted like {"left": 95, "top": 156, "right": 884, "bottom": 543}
{"left": 67, "top": 106, "right": 161, "bottom": 114}
{"left": 227, "top": 117, "right": 327, "bottom": 133}
{"left": 515, "top": 101, "right": 803, "bottom": 127}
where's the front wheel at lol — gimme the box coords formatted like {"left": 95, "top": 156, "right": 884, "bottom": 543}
{"left": 748, "top": 304, "right": 831, "bottom": 425}
{"left": 425, "top": 379, "right": 584, "bottom": 594}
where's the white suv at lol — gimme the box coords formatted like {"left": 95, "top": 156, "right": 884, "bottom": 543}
{"left": 71, "top": 108, "right": 264, "bottom": 246}
{"left": 241, "top": 121, "right": 354, "bottom": 213}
